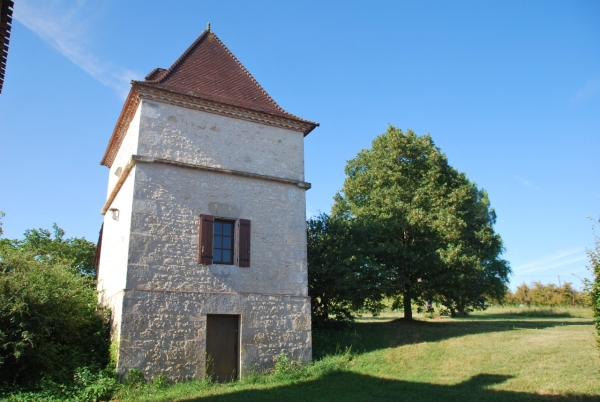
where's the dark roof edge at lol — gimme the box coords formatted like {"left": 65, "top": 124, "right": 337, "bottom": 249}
{"left": 0, "top": 0, "right": 15, "bottom": 94}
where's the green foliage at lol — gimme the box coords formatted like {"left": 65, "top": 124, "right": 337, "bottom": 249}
{"left": 506, "top": 281, "right": 587, "bottom": 307}
{"left": 588, "top": 218, "right": 600, "bottom": 344}
{"left": 332, "top": 126, "right": 510, "bottom": 319}
{"left": 0, "top": 233, "right": 110, "bottom": 389}
{"left": 273, "top": 352, "right": 302, "bottom": 379}
{"left": 124, "top": 369, "right": 146, "bottom": 388}
{"left": 0, "top": 223, "right": 97, "bottom": 278}
{"left": 0, "top": 211, "right": 4, "bottom": 237}
{"left": 1, "top": 365, "right": 117, "bottom": 401}
{"left": 307, "top": 214, "right": 385, "bottom": 327}
{"left": 73, "top": 366, "right": 118, "bottom": 401}
{"left": 429, "top": 185, "right": 510, "bottom": 316}
{"left": 152, "top": 373, "right": 171, "bottom": 389}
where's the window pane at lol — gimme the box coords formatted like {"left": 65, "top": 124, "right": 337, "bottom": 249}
{"left": 223, "top": 223, "right": 232, "bottom": 236}
{"left": 223, "top": 250, "right": 231, "bottom": 263}
{"left": 214, "top": 222, "right": 222, "bottom": 235}
{"left": 223, "top": 236, "right": 231, "bottom": 250}
{"left": 214, "top": 236, "right": 222, "bottom": 248}
{"left": 214, "top": 249, "right": 222, "bottom": 262}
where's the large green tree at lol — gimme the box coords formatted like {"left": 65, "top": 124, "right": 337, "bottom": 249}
{"left": 333, "top": 126, "right": 509, "bottom": 319}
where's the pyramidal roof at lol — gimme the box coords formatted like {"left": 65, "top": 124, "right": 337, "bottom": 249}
{"left": 135, "top": 26, "right": 315, "bottom": 124}
{"left": 101, "top": 26, "right": 317, "bottom": 167}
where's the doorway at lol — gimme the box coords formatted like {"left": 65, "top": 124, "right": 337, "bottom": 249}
{"left": 206, "top": 314, "right": 239, "bottom": 382}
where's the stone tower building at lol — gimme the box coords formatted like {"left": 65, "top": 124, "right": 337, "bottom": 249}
{"left": 96, "top": 26, "right": 318, "bottom": 381}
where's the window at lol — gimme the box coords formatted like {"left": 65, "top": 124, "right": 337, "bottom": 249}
{"left": 213, "top": 220, "right": 233, "bottom": 264}
{"left": 198, "top": 215, "right": 251, "bottom": 267}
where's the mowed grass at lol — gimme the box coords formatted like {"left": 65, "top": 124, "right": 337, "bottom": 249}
{"left": 119, "top": 307, "right": 600, "bottom": 401}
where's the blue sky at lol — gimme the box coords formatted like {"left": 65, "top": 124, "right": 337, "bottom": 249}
{"left": 1, "top": 0, "right": 598, "bottom": 289}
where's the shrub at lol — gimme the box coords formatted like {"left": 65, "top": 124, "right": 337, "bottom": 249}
{"left": 273, "top": 353, "right": 301, "bottom": 378}
{"left": 0, "top": 248, "right": 111, "bottom": 389}
{"left": 73, "top": 366, "right": 118, "bottom": 401}
{"left": 505, "top": 281, "right": 587, "bottom": 307}
{"left": 124, "top": 369, "right": 146, "bottom": 388}
{"left": 152, "top": 373, "right": 171, "bottom": 388}
{"left": 588, "top": 218, "right": 600, "bottom": 344}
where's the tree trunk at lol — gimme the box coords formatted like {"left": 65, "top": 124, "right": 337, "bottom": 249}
{"left": 403, "top": 285, "right": 413, "bottom": 321}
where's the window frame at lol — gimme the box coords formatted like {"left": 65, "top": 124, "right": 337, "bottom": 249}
{"left": 212, "top": 219, "right": 235, "bottom": 265}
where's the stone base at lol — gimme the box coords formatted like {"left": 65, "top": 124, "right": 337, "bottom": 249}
{"left": 114, "top": 289, "right": 312, "bottom": 381}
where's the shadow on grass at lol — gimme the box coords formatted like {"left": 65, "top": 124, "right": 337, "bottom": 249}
{"left": 466, "top": 309, "right": 583, "bottom": 320}
{"left": 179, "top": 372, "right": 596, "bottom": 402}
{"left": 313, "top": 315, "right": 589, "bottom": 359}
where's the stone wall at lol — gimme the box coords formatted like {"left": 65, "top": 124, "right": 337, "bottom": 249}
{"left": 107, "top": 105, "right": 141, "bottom": 194}
{"left": 97, "top": 165, "right": 137, "bottom": 339}
{"left": 128, "top": 163, "right": 308, "bottom": 295}
{"left": 118, "top": 290, "right": 311, "bottom": 379}
{"left": 137, "top": 100, "right": 305, "bottom": 182}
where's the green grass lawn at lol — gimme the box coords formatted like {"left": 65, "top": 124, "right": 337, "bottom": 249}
{"left": 118, "top": 307, "right": 599, "bottom": 401}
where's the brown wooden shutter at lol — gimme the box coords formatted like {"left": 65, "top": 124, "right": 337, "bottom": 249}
{"left": 238, "top": 219, "right": 251, "bottom": 267}
{"left": 198, "top": 214, "right": 214, "bottom": 264}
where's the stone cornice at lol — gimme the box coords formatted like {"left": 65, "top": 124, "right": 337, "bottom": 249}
{"left": 124, "top": 288, "right": 309, "bottom": 299}
{"left": 100, "top": 88, "right": 141, "bottom": 168}
{"left": 101, "top": 157, "right": 136, "bottom": 215}
{"left": 101, "top": 155, "right": 311, "bottom": 215}
{"left": 136, "top": 85, "right": 316, "bottom": 135}
{"left": 100, "top": 84, "right": 317, "bottom": 168}
{"left": 100, "top": 287, "right": 310, "bottom": 303}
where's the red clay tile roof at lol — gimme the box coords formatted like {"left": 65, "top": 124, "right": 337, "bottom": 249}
{"left": 0, "top": 0, "right": 14, "bottom": 94}
{"left": 135, "top": 27, "right": 317, "bottom": 127}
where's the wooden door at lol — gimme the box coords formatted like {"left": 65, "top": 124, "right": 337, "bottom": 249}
{"left": 206, "top": 314, "right": 239, "bottom": 382}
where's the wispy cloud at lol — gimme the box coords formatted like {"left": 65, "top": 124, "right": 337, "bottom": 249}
{"left": 514, "top": 175, "right": 540, "bottom": 191}
{"left": 13, "top": 0, "right": 141, "bottom": 98}
{"left": 513, "top": 247, "right": 587, "bottom": 275}
{"left": 570, "top": 79, "right": 600, "bottom": 103}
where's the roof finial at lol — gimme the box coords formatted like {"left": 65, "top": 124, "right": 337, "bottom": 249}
{"left": 207, "top": 22, "right": 211, "bottom": 31}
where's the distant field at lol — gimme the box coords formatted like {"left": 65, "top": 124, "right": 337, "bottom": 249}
{"left": 119, "top": 306, "right": 599, "bottom": 401}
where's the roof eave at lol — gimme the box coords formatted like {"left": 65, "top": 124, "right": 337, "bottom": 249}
{"left": 134, "top": 81, "right": 319, "bottom": 134}
{"left": 100, "top": 85, "right": 141, "bottom": 167}
{"left": 101, "top": 83, "right": 319, "bottom": 168}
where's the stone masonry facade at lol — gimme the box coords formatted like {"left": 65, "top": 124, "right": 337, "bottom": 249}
{"left": 98, "top": 98, "right": 313, "bottom": 380}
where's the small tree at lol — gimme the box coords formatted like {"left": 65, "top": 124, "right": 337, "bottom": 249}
{"left": 588, "top": 218, "right": 600, "bottom": 343}
{"left": 307, "top": 214, "right": 384, "bottom": 327}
